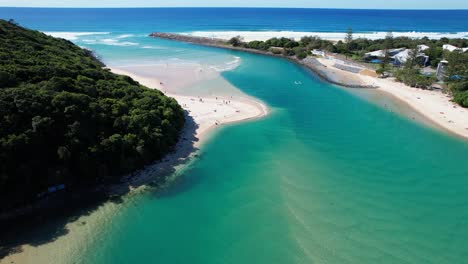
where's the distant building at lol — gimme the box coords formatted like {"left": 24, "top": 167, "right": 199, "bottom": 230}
{"left": 436, "top": 60, "right": 448, "bottom": 81}
{"left": 365, "top": 48, "right": 405, "bottom": 58}
{"left": 443, "top": 44, "right": 465, "bottom": 52}
{"left": 392, "top": 49, "right": 429, "bottom": 67}
{"left": 312, "top": 49, "right": 325, "bottom": 57}
{"left": 417, "top": 44, "right": 430, "bottom": 51}
{"left": 365, "top": 46, "right": 429, "bottom": 67}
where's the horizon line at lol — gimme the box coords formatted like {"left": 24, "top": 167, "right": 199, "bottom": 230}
{"left": 1, "top": 7, "right": 468, "bottom": 10}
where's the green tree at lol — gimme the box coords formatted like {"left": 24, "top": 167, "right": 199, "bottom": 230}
{"left": 381, "top": 31, "right": 394, "bottom": 71}
{"left": 344, "top": 27, "right": 354, "bottom": 59}
{"left": 0, "top": 20, "right": 185, "bottom": 210}
{"left": 405, "top": 45, "right": 420, "bottom": 69}
{"left": 228, "top": 36, "right": 243, "bottom": 47}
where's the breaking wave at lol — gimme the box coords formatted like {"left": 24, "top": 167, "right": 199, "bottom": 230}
{"left": 209, "top": 56, "right": 241, "bottom": 72}
{"left": 141, "top": 45, "right": 168, "bottom": 49}
{"left": 185, "top": 30, "right": 468, "bottom": 42}
{"left": 44, "top": 31, "right": 110, "bottom": 40}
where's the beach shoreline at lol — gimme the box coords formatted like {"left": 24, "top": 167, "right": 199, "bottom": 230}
{"left": 150, "top": 32, "right": 468, "bottom": 139}
{"left": 149, "top": 32, "right": 375, "bottom": 88}
{"left": 110, "top": 67, "right": 269, "bottom": 145}
{"left": 93, "top": 67, "right": 269, "bottom": 196}
{"left": 183, "top": 30, "right": 468, "bottom": 42}
{"left": 314, "top": 57, "right": 468, "bottom": 139}
{"left": 0, "top": 66, "right": 269, "bottom": 264}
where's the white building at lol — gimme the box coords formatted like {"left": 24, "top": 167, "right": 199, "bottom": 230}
{"left": 417, "top": 44, "right": 430, "bottom": 51}
{"left": 365, "top": 45, "right": 430, "bottom": 66}
{"left": 312, "top": 49, "right": 325, "bottom": 57}
{"left": 365, "top": 48, "right": 405, "bottom": 58}
{"left": 442, "top": 44, "right": 467, "bottom": 52}
{"left": 391, "top": 49, "right": 429, "bottom": 66}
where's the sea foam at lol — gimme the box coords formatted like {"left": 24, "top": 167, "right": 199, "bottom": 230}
{"left": 184, "top": 31, "right": 468, "bottom": 42}
{"left": 209, "top": 56, "right": 242, "bottom": 72}
{"left": 44, "top": 32, "right": 110, "bottom": 40}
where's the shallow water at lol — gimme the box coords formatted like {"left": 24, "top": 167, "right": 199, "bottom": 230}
{"left": 71, "top": 52, "right": 468, "bottom": 263}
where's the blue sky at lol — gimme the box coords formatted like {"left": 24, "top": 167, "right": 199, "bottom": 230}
{"left": 0, "top": 0, "right": 467, "bottom": 9}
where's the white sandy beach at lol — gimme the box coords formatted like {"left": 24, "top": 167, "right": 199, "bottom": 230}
{"left": 110, "top": 67, "right": 268, "bottom": 144}
{"left": 185, "top": 31, "right": 468, "bottom": 42}
{"left": 364, "top": 76, "right": 468, "bottom": 138}
{"left": 316, "top": 57, "right": 468, "bottom": 139}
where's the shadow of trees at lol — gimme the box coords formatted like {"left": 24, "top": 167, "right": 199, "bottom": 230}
{"left": 0, "top": 112, "right": 199, "bottom": 260}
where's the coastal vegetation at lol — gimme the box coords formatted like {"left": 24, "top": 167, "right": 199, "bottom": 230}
{"left": 228, "top": 31, "right": 467, "bottom": 106}
{"left": 446, "top": 51, "right": 468, "bottom": 107}
{"left": 0, "top": 20, "right": 185, "bottom": 210}
{"left": 229, "top": 34, "right": 468, "bottom": 64}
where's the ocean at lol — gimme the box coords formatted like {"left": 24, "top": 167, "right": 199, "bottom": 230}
{"left": 1, "top": 8, "right": 468, "bottom": 264}
{"left": 2, "top": 8, "right": 468, "bottom": 33}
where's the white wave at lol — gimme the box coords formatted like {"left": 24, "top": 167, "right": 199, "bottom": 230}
{"left": 82, "top": 39, "right": 97, "bottom": 44}
{"left": 44, "top": 31, "right": 110, "bottom": 40}
{"left": 44, "top": 32, "right": 139, "bottom": 46}
{"left": 100, "top": 38, "right": 139, "bottom": 46}
{"left": 141, "top": 45, "right": 167, "bottom": 49}
{"left": 184, "top": 31, "right": 468, "bottom": 42}
{"left": 109, "top": 59, "right": 203, "bottom": 68}
{"left": 116, "top": 34, "right": 135, "bottom": 39}
{"left": 209, "top": 56, "right": 241, "bottom": 72}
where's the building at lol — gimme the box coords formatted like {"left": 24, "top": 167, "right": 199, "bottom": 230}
{"left": 417, "top": 44, "right": 430, "bottom": 51}
{"left": 436, "top": 60, "right": 448, "bottom": 81}
{"left": 365, "top": 48, "right": 405, "bottom": 58}
{"left": 443, "top": 44, "right": 467, "bottom": 52}
{"left": 312, "top": 49, "right": 325, "bottom": 57}
{"left": 392, "top": 49, "right": 429, "bottom": 67}
{"left": 365, "top": 46, "right": 429, "bottom": 67}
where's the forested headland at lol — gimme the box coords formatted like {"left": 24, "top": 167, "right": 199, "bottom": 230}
{"left": 0, "top": 20, "right": 185, "bottom": 211}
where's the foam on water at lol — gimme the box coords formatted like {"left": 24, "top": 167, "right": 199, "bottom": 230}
{"left": 115, "top": 34, "right": 135, "bottom": 39}
{"left": 100, "top": 38, "right": 139, "bottom": 46}
{"left": 209, "top": 56, "right": 242, "bottom": 72}
{"left": 141, "top": 45, "right": 168, "bottom": 49}
{"left": 44, "top": 31, "right": 110, "bottom": 40}
{"left": 185, "top": 31, "right": 468, "bottom": 41}
{"left": 45, "top": 32, "right": 140, "bottom": 46}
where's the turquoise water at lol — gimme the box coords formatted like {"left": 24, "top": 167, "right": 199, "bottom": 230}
{"left": 2, "top": 8, "right": 468, "bottom": 263}
{"left": 73, "top": 52, "right": 468, "bottom": 263}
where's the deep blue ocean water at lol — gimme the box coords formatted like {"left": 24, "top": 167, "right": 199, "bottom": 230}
{"left": 1, "top": 8, "right": 468, "bottom": 33}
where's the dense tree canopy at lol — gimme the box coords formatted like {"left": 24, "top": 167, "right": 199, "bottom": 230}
{"left": 0, "top": 20, "right": 185, "bottom": 209}
{"left": 445, "top": 51, "right": 468, "bottom": 107}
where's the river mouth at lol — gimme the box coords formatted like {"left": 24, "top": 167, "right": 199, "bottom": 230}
{"left": 4, "top": 40, "right": 468, "bottom": 264}
{"left": 2, "top": 7, "right": 468, "bottom": 264}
